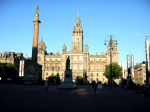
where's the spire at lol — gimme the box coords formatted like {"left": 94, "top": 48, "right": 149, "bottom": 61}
{"left": 33, "top": 6, "right": 41, "bottom": 22}
{"left": 77, "top": 11, "right": 80, "bottom": 17}
{"left": 76, "top": 12, "right": 81, "bottom": 27}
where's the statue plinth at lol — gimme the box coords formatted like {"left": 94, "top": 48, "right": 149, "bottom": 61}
{"left": 59, "top": 56, "right": 77, "bottom": 89}
{"left": 59, "top": 69, "right": 77, "bottom": 89}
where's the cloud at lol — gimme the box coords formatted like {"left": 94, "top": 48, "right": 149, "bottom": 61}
{"left": 134, "top": 33, "right": 143, "bottom": 36}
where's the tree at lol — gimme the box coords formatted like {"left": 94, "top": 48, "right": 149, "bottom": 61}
{"left": 5, "top": 63, "right": 18, "bottom": 81}
{"left": 48, "top": 74, "right": 60, "bottom": 85}
{"left": 0, "top": 63, "right": 18, "bottom": 82}
{"left": 76, "top": 76, "right": 84, "bottom": 85}
{"left": 0, "top": 63, "right": 6, "bottom": 74}
{"left": 103, "top": 62, "right": 122, "bottom": 79}
{"left": 5, "top": 63, "right": 18, "bottom": 75}
{"left": 0, "top": 63, "right": 7, "bottom": 81}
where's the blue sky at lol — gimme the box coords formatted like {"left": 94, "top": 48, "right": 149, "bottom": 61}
{"left": 0, "top": 0, "right": 150, "bottom": 67}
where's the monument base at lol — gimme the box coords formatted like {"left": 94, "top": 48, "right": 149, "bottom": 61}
{"left": 59, "top": 69, "right": 77, "bottom": 89}
{"left": 59, "top": 82, "right": 77, "bottom": 89}
{"left": 24, "top": 62, "right": 42, "bottom": 84}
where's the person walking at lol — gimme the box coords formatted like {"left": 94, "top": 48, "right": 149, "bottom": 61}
{"left": 93, "top": 80, "right": 98, "bottom": 95}
{"left": 44, "top": 80, "right": 49, "bottom": 92}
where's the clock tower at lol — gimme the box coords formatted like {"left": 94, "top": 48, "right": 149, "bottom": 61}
{"left": 107, "top": 36, "right": 118, "bottom": 63}
{"left": 72, "top": 16, "right": 83, "bottom": 52}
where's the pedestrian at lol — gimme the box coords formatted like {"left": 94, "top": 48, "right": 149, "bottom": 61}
{"left": 44, "top": 80, "right": 49, "bottom": 92}
{"left": 93, "top": 80, "right": 98, "bottom": 95}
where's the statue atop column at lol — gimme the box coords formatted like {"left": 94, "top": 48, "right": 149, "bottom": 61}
{"left": 36, "top": 6, "right": 39, "bottom": 13}
{"left": 66, "top": 56, "right": 70, "bottom": 70}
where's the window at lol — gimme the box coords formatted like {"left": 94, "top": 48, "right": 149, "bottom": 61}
{"left": 73, "top": 64, "right": 77, "bottom": 70}
{"left": 80, "top": 65, "right": 83, "bottom": 70}
{"left": 73, "top": 56, "right": 77, "bottom": 61}
{"left": 79, "top": 56, "right": 83, "bottom": 61}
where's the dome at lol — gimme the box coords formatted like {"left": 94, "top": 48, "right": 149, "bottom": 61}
{"left": 39, "top": 39, "right": 46, "bottom": 47}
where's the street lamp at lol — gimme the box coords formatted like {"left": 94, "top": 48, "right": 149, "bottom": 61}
{"left": 104, "top": 35, "right": 118, "bottom": 89}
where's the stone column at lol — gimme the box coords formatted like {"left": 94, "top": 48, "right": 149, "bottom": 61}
{"left": 32, "top": 6, "right": 41, "bottom": 62}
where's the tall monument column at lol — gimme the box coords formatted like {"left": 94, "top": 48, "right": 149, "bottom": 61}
{"left": 24, "top": 6, "right": 42, "bottom": 84}
{"left": 32, "top": 6, "right": 41, "bottom": 62}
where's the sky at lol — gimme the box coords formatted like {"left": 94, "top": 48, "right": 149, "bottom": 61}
{"left": 0, "top": 0, "right": 150, "bottom": 67}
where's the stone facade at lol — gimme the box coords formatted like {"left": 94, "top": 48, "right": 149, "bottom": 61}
{"left": 0, "top": 52, "right": 23, "bottom": 70}
{"left": 37, "top": 16, "right": 119, "bottom": 83}
{"left": 145, "top": 38, "right": 150, "bottom": 83}
{"left": 134, "top": 62, "right": 146, "bottom": 84}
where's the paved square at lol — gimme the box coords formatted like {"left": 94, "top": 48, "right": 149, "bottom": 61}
{"left": 0, "top": 84, "right": 149, "bottom": 112}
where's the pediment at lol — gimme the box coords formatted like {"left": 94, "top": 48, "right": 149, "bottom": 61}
{"left": 66, "top": 47, "right": 84, "bottom": 54}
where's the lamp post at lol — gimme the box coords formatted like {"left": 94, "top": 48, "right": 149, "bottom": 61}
{"left": 104, "top": 35, "right": 118, "bottom": 90}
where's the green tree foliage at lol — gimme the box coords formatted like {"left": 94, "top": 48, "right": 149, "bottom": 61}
{"left": 76, "top": 76, "right": 84, "bottom": 85}
{"left": 5, "top": 63, "right": 18, "bottom": 77}
{"left": 0, "top": 63, "right": 6, "bottom": 74}
{"left": 0, "top": 63, "right": 6, "bottom": 81}
{"left": 103, "top": 63, "right": 122, "bottom": 79}
{"left": 0, "top": 63, "right": 18, "bottom": 82}
{"left": 48, "top": 74, "right": 60, "bottom": 85}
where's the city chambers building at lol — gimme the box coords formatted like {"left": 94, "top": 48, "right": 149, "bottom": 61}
{"left": 37, "top": 12, "right": 118, "bottom": 83}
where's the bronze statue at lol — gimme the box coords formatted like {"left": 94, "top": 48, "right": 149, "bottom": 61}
{"left": 66, "top": 56, "right": 70, "bottom": 70}
{"left": 36, "top": 6, "right": 39, "bottom": 13}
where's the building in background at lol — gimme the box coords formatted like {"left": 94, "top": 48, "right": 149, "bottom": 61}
{"left": 134, "top": 61, "right": 146, "bottom": 84}
{"left": 145, "top": 38, "right": 150, "bottom": 83}
{"left": 119, "top": 61, "right": 127, "bottom": 79}
{"left": 126, "top": 54, "right": 134, "bottom": 79}
{"left": 0, "top": 52, "right": 24, "bottom": 70}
